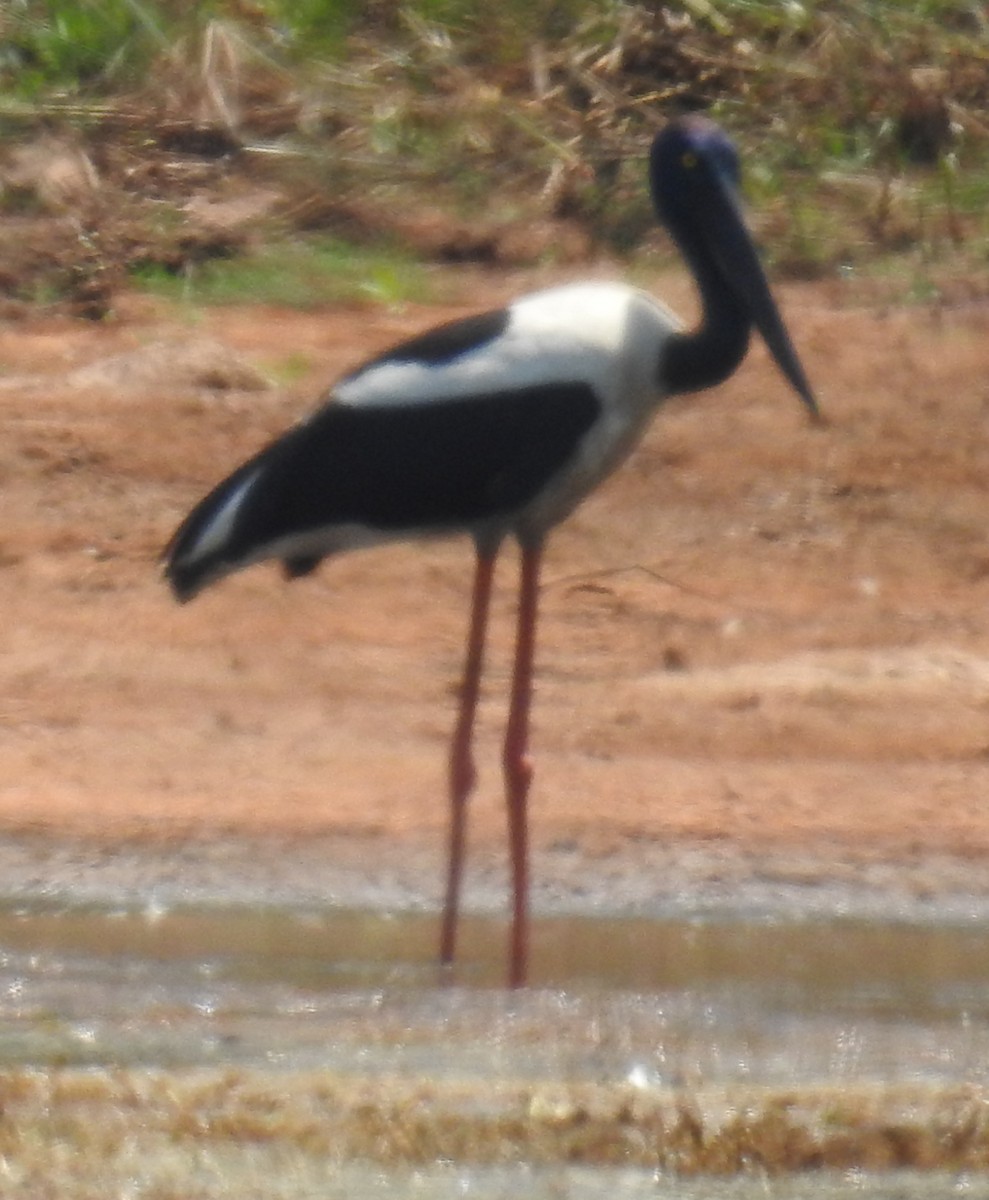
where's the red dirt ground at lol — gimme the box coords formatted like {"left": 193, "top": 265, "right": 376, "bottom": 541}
{"left": 2, "top": 269, "right": 989, "bottom": 918}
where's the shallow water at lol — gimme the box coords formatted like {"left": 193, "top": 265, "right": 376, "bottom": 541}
{"left": 0, "top": 902, "right": 986, "bottom": 1078}
{"left": 0, "top": 902, "right": 987, "bottom": 1198}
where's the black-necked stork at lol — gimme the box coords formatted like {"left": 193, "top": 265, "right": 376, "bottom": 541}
{"left": 163, "top": 115, "right": 819, "bottom": 987}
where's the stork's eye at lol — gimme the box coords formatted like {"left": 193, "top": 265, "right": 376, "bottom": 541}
{"left": 681, "top": 151, "right": 698, "bottom": 169}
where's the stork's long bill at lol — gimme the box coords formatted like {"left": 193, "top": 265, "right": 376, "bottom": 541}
{"left": 709, "top": 193, "right": 818, "bottom": 419}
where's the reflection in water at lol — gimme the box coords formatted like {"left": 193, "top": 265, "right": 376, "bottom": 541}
{"left": 0, "top": 901, "right": 984, "bottom": 1083}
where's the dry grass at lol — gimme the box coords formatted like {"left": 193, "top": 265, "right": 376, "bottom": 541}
{"left": 0, "top": 1066, "right": 985, "bottom": 1195}
{"left": 1, "top": 3, "right": 989, "bottom": 313}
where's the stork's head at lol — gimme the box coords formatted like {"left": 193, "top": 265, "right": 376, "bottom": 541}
{"left": 650, "top": 116, "right": 821, "bottom": 423}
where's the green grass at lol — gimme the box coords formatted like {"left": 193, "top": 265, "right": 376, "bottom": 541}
{"left": 4, "top": 0, "right": 989, "bottom": 310}
{"left": 1, "top": 0, "right": 172, "bottom": 96}
{"left": 130, "top": 236, "right": 434, "bottom": 310}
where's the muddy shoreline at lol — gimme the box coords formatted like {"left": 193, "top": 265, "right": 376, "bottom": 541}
{"left": 3, "top": 829, "right": 987, "bottom": 928}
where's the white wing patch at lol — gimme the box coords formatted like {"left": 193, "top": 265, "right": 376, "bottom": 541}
{"left": 334, "top": 282, "right": 670, "bottom": 411}
{"left": 179, "top": 466, "right": 263, "bottom": 566}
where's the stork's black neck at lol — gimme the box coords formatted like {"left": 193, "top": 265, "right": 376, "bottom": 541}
{"left": 660, "top": 238, "right": 751, "bottom": 397}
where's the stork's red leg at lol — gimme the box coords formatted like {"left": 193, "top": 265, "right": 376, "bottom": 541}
{"left": 440, "top": 549, "right": 497, "bottom": 969}
{"left": 503, "top": 541, "right": 542, "bottom": 988}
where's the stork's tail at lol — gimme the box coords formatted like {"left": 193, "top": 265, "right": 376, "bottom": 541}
{"left": 163, "top": 465, "right": 263, "bottom": 602}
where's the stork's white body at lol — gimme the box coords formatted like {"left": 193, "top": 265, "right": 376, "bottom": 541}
{"left": 335, "top": 282, "right": 678, "bottom": 409}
